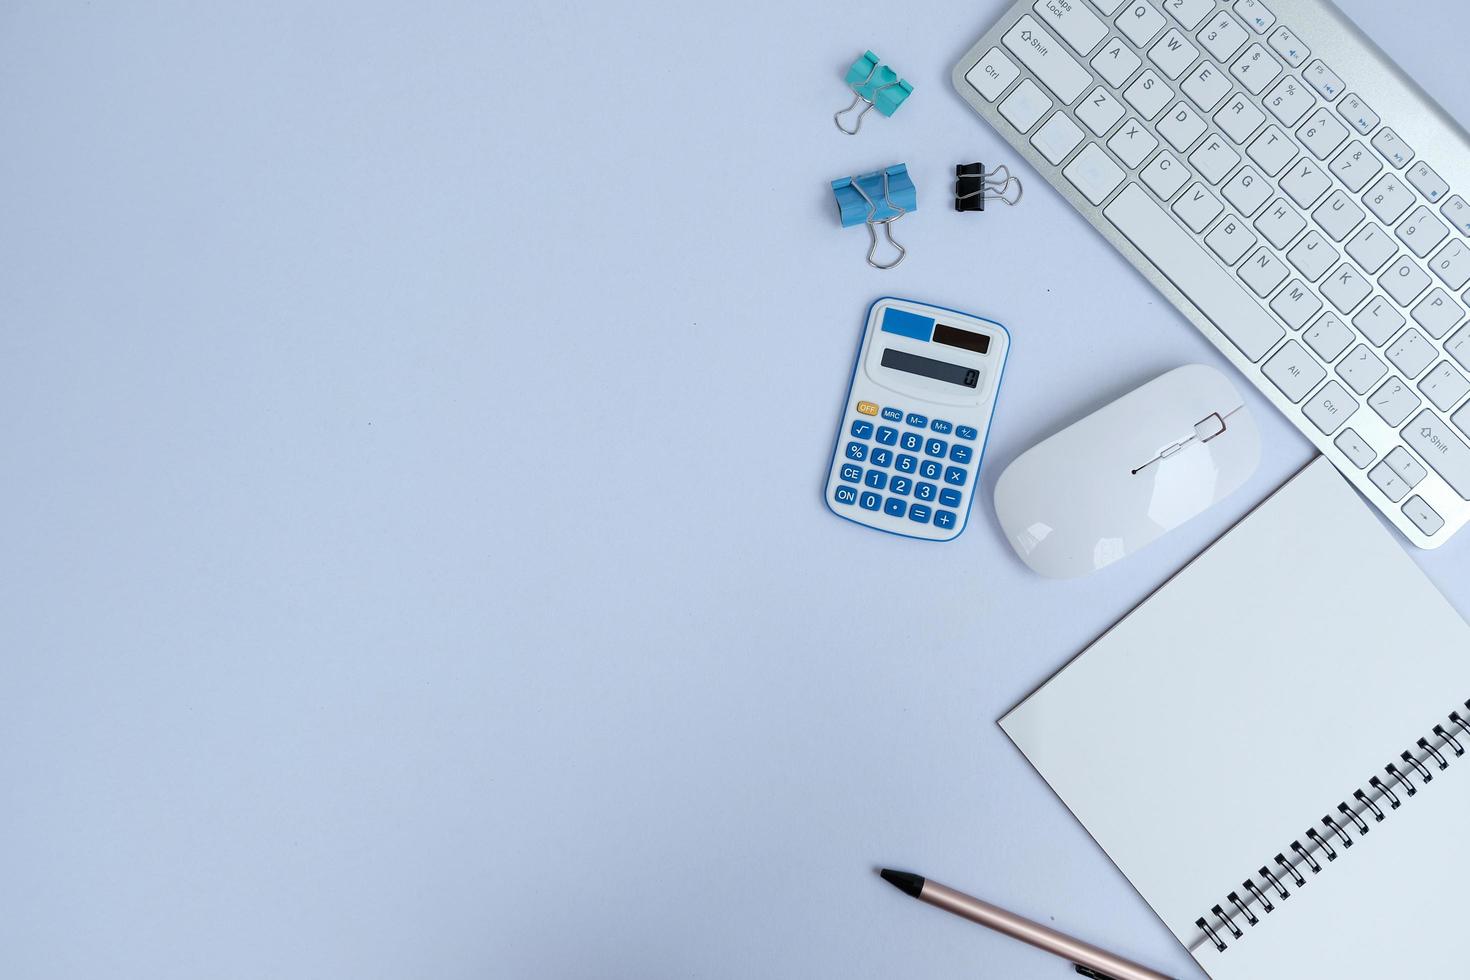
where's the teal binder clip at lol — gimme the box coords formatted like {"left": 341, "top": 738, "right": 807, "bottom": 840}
{"left": 833, "top": 51, "right": 913, "bottom": 135}
{"left": 831, "top": 164, "right": 916, "bottom": 270}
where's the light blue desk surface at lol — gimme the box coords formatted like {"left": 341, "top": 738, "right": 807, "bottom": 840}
{"left": 4, "top": 2, "right": 1469, "bottom": 977}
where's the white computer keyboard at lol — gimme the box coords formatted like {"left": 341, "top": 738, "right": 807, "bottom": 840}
{"left": 953, "top": 0, "right": 1470, "bottom": 548}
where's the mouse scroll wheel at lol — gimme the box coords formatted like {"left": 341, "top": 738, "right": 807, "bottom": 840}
{"left": 1194, "top": 412, "right": 1226, "bottom": 442}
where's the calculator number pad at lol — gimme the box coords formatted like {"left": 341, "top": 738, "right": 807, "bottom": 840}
{"left": 833, "top": 404, "right": 977, "bottom": 533}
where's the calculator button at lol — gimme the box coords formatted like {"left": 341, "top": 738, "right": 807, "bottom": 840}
{"left": 856, "top": 401, "right": 879, "bottom": 416}
{"left": 870, "top": 448, "right": 893, "bottom": 468}
{"left": 915, "top": 482, "right": 937, "bottom": 501}
{"left": 839, "top": 463, "right": 863, "bottom": 483}
{"left": 850, "top": 420, "right": 874, "bottom": 439}
{"left": 845, "top": 441, "right": 867, "bottom": 461}
{"left": 881, "top": 406, "right": 903, "bottom": 422}
{"left": 939, "top": 488, "right": 963, "bottom": 507}
{"left": 925, "top": 438, "right": 948, "bottom": 457}
{"left": 896, "top": 454, "right": 917, "bottom": 473}
{"left": 956, "top": 425, "right": 979, "bottom": 440}
{"left": 908, "top": 503, "right": 932, "bottom": 523}
{"left": 864, "top": 470, "right": 888, "bottom": 490}
{"left": 930, "top": 418, "right": 953, "bottom": 434}
{"left": 934, "top": 510, "right": 958, "bottom": 529}
{"left": 859, "top": 491, "right": 881, "bottom": 511}
{"left": 949, "top": 444, "right": 973, "bottom": 464}
{"left": 834, "top": 485, "right": 858, "bottom": 506}
{"left": 906, "top": 412, "right": 928, "bottom": 427}
{"left": 900, "top": 432, "right": 923, "bottom": 451}
{"left": 876, "top": 426, "right": 899, "bottom": 445}
{"left": 889, "top": 476, "right": 913, "bottom": 496}
{"left": 919, "top": 460, "right": 942, "bottom": 480}
{"left": 884, "top": 497, "right": 907, "bottom": 517}
{"left": 943, "top": 466, "right": 968, "bottom": 486}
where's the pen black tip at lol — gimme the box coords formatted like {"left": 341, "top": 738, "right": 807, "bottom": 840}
{"left": 879, "top": 869, "right": 925, "bottom": 898}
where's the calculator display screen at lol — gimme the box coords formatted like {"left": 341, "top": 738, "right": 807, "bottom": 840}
{"left": 932, "top": 323, "right": 990, "bottom": 354}
{"left": 881, "top": 348, "right": 979, "bottom": 388}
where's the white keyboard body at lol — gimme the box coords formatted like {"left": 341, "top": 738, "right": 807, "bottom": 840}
{"left": 954, "top": 0, "right": 1470, "bottom": 547}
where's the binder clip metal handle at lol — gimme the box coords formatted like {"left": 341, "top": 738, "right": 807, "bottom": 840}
{"left": 955, "top": 163, "right": 1023, "bottom": 210}
{"left": 852, "top": 170, "right": 907, "bottom": 270}
{"left": 834, "top": 51, "right": 912, "bottom": 135}
{"left": 831, "top": 164, "right": 918, "bottom": 271}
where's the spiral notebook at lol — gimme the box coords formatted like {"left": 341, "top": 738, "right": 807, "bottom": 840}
{"left": 1001, "top": 457, "right": 1470, "bottom": 979}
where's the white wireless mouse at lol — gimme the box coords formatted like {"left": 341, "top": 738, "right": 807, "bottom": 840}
{"left": 994, "top": 364, "right": 1260, "bottom": 578}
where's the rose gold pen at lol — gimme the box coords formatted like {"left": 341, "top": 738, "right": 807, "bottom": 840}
{"left": 879, "top": 870, "right": 1176, "bottom": 980}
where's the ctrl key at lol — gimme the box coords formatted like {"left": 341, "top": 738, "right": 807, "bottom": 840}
{"left": 1403, "top": 495, "right": 1445, "bottom": 536}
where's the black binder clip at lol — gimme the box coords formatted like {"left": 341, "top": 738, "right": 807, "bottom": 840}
{"left": 954, "top": 163, "right": 1022, "bottom": 211}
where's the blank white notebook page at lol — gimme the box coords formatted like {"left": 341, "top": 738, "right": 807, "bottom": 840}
{"left": 1000, "top": 458, "right": 1470, "bottom": 980}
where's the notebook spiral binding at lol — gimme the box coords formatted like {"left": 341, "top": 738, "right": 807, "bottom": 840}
{"left": 1194, "top": 699, "right": 1470, "bottom": 954}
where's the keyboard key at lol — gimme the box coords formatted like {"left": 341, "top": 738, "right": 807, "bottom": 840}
{"left": 1267, "top": 25, "right": 1308, "bottom": 67}
{"left": 1336, "top": 343, "right": 1387, "bottom": 394}
{"left": 924, "top": 437, "right": 947, "bottom": 458}
{"left": 895, "top": 454, "right": 917, "bottom": 473}
{"left": 1092, "top": 36, "right": 1143, "bottom": 88}
{"left": 1287, "top": 231, "right": 1336, "bottom": 282}
{"left": 908, "top": 503, "right": 932, "bottom": 523}
{"left": 1108, "top": 119, "right": 1160, "bottom": 168}
{"left": 1337, "top": 93, "right": 1379, "bottom": 135}
{"left": 914, "top": 481, "right": 937, "bottom": 502}
{"left": 1352, "top": 297, "right": 1405, "bottom": 346}
{"left": 1269, "top": 280, "right": 1322, "bottom": 330}
{"left": 900, "top": 431, "right": 923, "bottom": 451}
{"left": 1124, "top": 69, "right": 1173, "bottom": 119}
{"left": 1385, "top": 446, "right": 1429, "bottom": 487}
{"left": 1163, "top": 0, "right": 1213, "bottom": 29}
{"left": 1104, "top": 184, "right": 1284, "bottom": 360}
{"left": 834, "top": 484, "right": 859, "bottom": 506}
{"left": 1264, "top": 76, "right": 1313, "bottom": 125}
{"left": 1380, "top": 255, "right": 1430, "bottom": 306}
{"left": 1368, "top": 461, "right": 1410, "bottom": 502}
{"left": 864, "top": 470, "right": 888, "bottom": 490}
{"left": 1246, "top": 125, "right": 1295, "bottom": 175}
{"left": 1410, "top": 409, "right": 1470, "bottom": 498}
{"left": 840, "top": 463, "right": 863, "bottom": 482}
{"left": 1371, "top": 128, "right": 1414, "bottom": 169}
{"left": 1222, "top": 165, "right": 1270, "bottom": 215}
{"left": 1429, "top": 239, "right": 1470, "bottom": 291}
{"left": 1149, "top": 29, "right": 1200, "bottom": 79}
{"left": 845, "top": 441, "right": 868, "bottom": 461}
{"left": 933, "top": 509, "right": 959, "bottom": 530}
{"left": 1412, "top": 288, "right": 1465, "bottom": 339}
{"left": 1263, "top": 339, "right": 1326, "bottom": 401}
{"left": 880, "top": 406, "right": 903, "bottom": 421}
{"left": 1159, "top": 101, "right": 1208, "bottom": 151}
{"left": 1334, "top": 427, "right": 1376, "bottom": 468}
{"left": 1396, "top": 206, "right": 1449, "bottom": 258}
{"left": 1199, "top": 12, "right": 1248, "bottom": 61}
{"left": 885, "top": 497, "right": 908, "bottom": 517}
{"left": 1181, "top": 61, "right": 1230, "bottom": 111}
{"left": 1304, "top": 60, "right": 1344, "bottom": 100}
{"left": 1321, "top": 263, "right": 1371, "bottom": 312}
{"left": 1032, "top": 111, "right": 1086, "bottom": 164}
{"left": 1407, "top": 162, "right": 1448, "bottom": 203}
{"left": 1305, "top": 312, "right": 1354, "bottom": 360}
{"left": 1004, "top": 17, "right": 1093, "bottom": 104}
{"left": 1303, "top": 379, "right": 1358, "bottom": 433}
{"left": 1450, "top": 324, "right": 1470, "bottom": 372}
{"left": 1093, "top": 0, "right": 1129, "bottom": 12}
{"left": 1033, "top": 0, "right": 1108, "bottom": 54}
{"left": 870, "top": 447, "right": 893, "bottom": 468}
{"left": 1078, "top": 86, "right": 1127, "bottom": 136}
{"left": 889, "top": 475, "right": 913, "bottom": 496}
{"left": 1281, "top": 159, "right": 1330, "bottom": 208}
{"left": 1240, "top": 247, "right": 1288, "bottom": 296}
{"left": 1363, "top": 174, "right": 1414, "bottom": 225}
{"left": 1230, "top": 43, "right": 1280, "bottom": 95}
{"left": 1368, "top": 376, "right": 1421, "bottom": 425}
{"left": 1141, "top": 150, "right": 1189, "bottom": 199}
{"left": 1174, "top": 182, "right": 1223, "bottom": 232}
{"left": 1189, "top": 134, "right": 1239, "bottom": 184}
{"left": 1000, "top": 79, "right": 1054, "bottom": 132}
{"left": 1206, "top": 214, "right": 1257, "bottom": 264}
{"left": 1344, "top": 223, "right": 1396, "bottom": 275}
{"left": 1118, "top": 1, "right": 1168, "bottom": 46}
{"left": 876, "top": 425, "right": 898, "bottom": 445}
{"left": 1329, "top": 141, "right": 1381, "bottom": 192}
{"left": 1441, "top": 196, "right": 1470, "bottom": 236}
{"left": 1233, "top": 0, "right": 1274, "bottom": 33}
{"left": 955, "top": 425, "right": 978, "bottom": 441}
{"left": 905, "top": 412, "right": 927, "bottom": 428}
{"left": 1254, "top": 198, "right": 1305, "bottom": 248}
{"left": 850, "top": 420, "right": 874, "bottom": 439}
{"left": 1296, "top": 107, "right": 1348, "bottom": 160}
{"left": 919, "top": 459, "right": 942, "bottom": 479}
{"left": 1215, "top": 92, "right": 1265, "bottom": 143}
{"left": 1402, "top": 496, "right": 1445, "bottom": 536}
{"left": 939, "top": 488, "right": 963, "bottom": 507}
{"left": 943, "top": 466, "right": 968, "bottom": 486}
{"left": 1387, "top": 327, "right": 1437, "bottom": 379}
{"left": 859, "top": 490, "right": 881, "bottom": 511}
{"left": 1064, "top": 144, "right": 1126, "bottom": 204}
{"left": 1314, "top": 190, "right": 1364, "bottom": 241}
{"left": 966, "top": 48, "right": 1021, "bottom": 101}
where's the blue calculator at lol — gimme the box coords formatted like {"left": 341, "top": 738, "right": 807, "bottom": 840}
{"left": 825, "top": 297, "right": 1010, "bottom": 541}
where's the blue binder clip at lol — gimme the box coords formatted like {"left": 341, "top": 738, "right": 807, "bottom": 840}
{"left": 831, "top": 164, "right": 917, "bottom": 270}
{"left": 833, "top": 51, "right": 913, "bottom": 135}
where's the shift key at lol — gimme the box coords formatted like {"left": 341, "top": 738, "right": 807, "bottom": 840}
{"left": 1004, "top": 16, "right": 1091, "bottom": 104}
{"left": 1032, "top": 0, "right": 1107, "bottom": 56}
{"left": 1404, "top": 410, "right": 1470, "bottom": 499}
